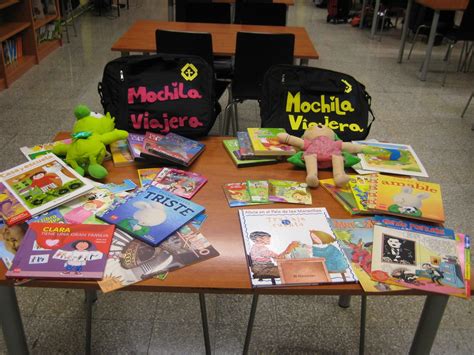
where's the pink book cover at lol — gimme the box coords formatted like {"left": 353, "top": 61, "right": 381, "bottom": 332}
{"left": 151, "top": 168, "right": 207, "bottom": 199}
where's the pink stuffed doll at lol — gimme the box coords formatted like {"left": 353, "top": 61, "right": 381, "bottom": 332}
{"left": 277, "top": 124, "right": 363, "bottom": 188}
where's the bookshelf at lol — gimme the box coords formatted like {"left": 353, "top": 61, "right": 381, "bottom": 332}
{"left": 0, "top": 0, "right": 62, "bottom": 91}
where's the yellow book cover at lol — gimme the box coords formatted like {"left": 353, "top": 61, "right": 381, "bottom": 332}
{"left": 371, "top": 174, "right": 445, "bottom": 223}
{"left": 246, "top": 128, "right": 296, "bottom": 156}
{"left": 110, "top": 139, "right": 134, "bottom": 167}
{"left": 348, "top": 175, "right": 374, "bottom": 213}
{"left": 320, "top": 177, "right": 360, "bottom": 215}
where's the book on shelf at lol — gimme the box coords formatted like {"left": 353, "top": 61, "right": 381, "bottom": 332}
{"left": 354, "top": 141, "right": 428, "bottom": 178}
{"left": 222, "top": 140, "right": 277, "bottom": 167}
{"left": 151, "top": 168, "right": 207, "bottom": 199}
{"left": 268, "top": 179, "right": 312, "bottom": 205}
{"left": 6, "top": 222, "right": 115, "bottom": 280}
{"left": 330, "top": 217, "right": 406, "bottom": 293}
{"left": 137, "top": 168, "right": 163, "bottom": 187}
{"left": 320, "top": 177, "right": 361, "bottom": 215}
{"left": 109, "top": 139, "right": 134, "bottom": 167}
{"left": 141, "top": 132, "right": 205, "bottom": 167}
{"left": 36, "top": 22, "right": 61, "bottom": 44}
{"left": 32, "top": 0, "right": 45, "bottom": 20}
{"left": 246, "top": 128, "right": 296, "bottom": 156}
{"left": 20, "top": 138, "right": 73, "bottom": 160}
{"left": 0, "top": 154, "right": 94, "bottom": 226}
{"left": 239, "top": 208, "right": 357, "bottom": 287}
{"left": 222, "top": 183, "right": 266, "bottom": 208}
{"left": 370, "top": 216, "right": 470, "bottom": 299}
{"left": 98, "top": 219, "right": 219, "bottom": 293}
{"left": 97, "top": 185, "right": 205, "bottom": 247}
{"left": 3, "top": 36, "right": 23, "bottom": 66}
{"left": 367, "top": 174, "right": 445, "bottom": 223}
{"left": 127, "top": 133, "right": 146, "bottom": 161}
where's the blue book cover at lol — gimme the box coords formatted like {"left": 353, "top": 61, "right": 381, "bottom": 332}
{"left": 97, "top": 186, "right": 205, "bottom": 246}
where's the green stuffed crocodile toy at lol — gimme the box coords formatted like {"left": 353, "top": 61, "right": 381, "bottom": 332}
{"left": 53, "top": 105, "right": 129, "bottom": 179}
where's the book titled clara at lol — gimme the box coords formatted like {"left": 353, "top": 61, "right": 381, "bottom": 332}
{"left": 98, "top": 185, "right": 205, "bottom": 247}
{"left": 6, "top": 223, "right": 114, "bottom": 280}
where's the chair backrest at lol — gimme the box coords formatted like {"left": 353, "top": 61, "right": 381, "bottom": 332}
{"left": 232, "top": 32, "right": 294, "bottom": 100}
{"left": 155, "top": 30, "right": 214, "bottom": 67}
{"left": 235, "top": 3, "right": 287, "bottom": 26}
{"left": 175, "top": 0, "right": 212, "bottom": 22}
{"left": 184, "top": 2, "right": 231, "bottom": 24}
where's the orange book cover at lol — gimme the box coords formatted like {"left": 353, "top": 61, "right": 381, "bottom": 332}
{"left": 369, "top": 174, "right": 445, "bottom": 223}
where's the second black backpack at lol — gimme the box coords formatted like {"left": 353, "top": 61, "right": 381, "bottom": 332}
{"left": 98, "top": 54, "right": 217, "bottom": 138}
{"left": 260, "top": 65, "right": 375, "bottom": 142}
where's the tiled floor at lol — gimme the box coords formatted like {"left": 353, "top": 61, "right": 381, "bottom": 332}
{"left": 0, "top": 0, "right": 473, "bottom": 354}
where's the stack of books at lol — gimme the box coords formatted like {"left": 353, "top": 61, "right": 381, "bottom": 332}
{"left": 331, "top": 216, "right": 471, "bottom": 298}
{"left": 223, "top": 128, "right": 295, "bottom": 167}
{"left": 223, "top": 179, "right": 312, "bottom": 207}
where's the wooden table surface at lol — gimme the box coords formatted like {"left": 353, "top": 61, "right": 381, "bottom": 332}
{"left": 111, "top": 20, "right": 319, "bottom": 60}
{"left": 416, "top": 0, "right": 469, "bottom": 10}
{"left": 2, "top": 134, "right": 463, "bottom": 296}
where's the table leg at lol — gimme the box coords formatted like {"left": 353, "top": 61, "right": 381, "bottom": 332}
{"left": 359, "top": 0, "right": 367, "bottom": 29}
{"left": 359, "top": 295, "right": 367, "bottom": 355}
{"left": 397, "top": 0, "right": 413, "bottom": 63}
{"left": 370, "top": 0, "right": 381, "bottom": 39}
{"left": 419, "top": 10, "right": 440, "bottom": 81}
{"left": 243, "top": 294, "right": 259, "bottom": 355}
{"left": 409, "top": 294, "right": 448, "bottom": 355}
{"left": 0, "top": 286, "right": 28, "bottom": 355}
{"left": 198, "top": 293, "right": 211, "bottom": 355}
{"left": 168, "top": 0, "right": 174, "bottom": 21}
{"left": 338, "top": 295, "right": 351, "bottom": 308}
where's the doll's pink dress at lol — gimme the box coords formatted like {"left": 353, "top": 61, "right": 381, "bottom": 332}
{"left": 303, "top": 136, "right": 342, "bottom": 168}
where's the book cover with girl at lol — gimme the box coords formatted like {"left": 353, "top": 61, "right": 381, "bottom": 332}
{"left": 6, "top": 223, "right": 114, "bottom": 279}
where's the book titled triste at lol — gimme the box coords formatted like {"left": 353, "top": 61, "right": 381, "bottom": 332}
{"left": 98, "top": 185, "right": 205, "bottom": 247}
{"left": 6, "top": 223, "right": 114, "bottom": 280}
{"left": 0, "top": 154, "right": 94, "bottom": 226}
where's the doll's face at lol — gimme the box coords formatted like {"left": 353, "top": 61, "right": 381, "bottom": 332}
{"left": 302, "top": 124, "right": 334, "bottom": 140}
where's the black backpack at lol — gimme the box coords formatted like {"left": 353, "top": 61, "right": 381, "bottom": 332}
{"left": 98, "top": 54, "right": 217, "bottom": 138}
{"left": 260, "top": 65, "right": 375, "bottom": 142}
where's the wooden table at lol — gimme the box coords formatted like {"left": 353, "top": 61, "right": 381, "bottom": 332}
{"left": 167, "top": 0, "right": 295, "bottom": 21}
{"left": 111, "top": 20, "right": 319, "bottom": 65}
{"left": 0, "top": 135, "right": 464, "bottom": 354}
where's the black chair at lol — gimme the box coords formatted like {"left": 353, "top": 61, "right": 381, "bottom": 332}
{"left": 223, "top": 32, "right": 295, "bottom": 135}
{"left": 442, "top": 2, "right": 474, "bottom": 86}
{"left": 155, "top": 30, "right": 230, "bottom": 121}
{"left": 185, "top": 2, "right": 232, "bottom": 24}
{"left": 407, "top": 4, "right": 455, "bottom": 60}
{"left": 175, "top": 0, "right": 212, "bottom": 22}
{"left": 234, "top": 2, "right": 287, "bottom": 26}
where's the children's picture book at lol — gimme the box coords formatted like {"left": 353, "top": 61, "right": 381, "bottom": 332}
{"left": 237, "top": 131, "right": 256, "bottom": 159}
{"left": 0, "top": 154, "right": 94, "bottom": 226}
{"left": 222, "top": 140, "right": 277, "bottom": 167}
{"left": 0, "top": 221, "right": 25, "bottom": 269}
{"left": 247, "top": 128, "right": 296, "bottom": 156}
{"left": 98, "top": 185, "right": 205, "bottom": 247}
{"left": 151, "top": 168, "right": 207, "bottom": 199}
{"left": 98, "top": 221, "right": 219, "bottom": 293}
{"left": 6, "top": 223, "right": 114, "bottom": 280}
{"left": 348, "top": 175, "right": 374, "bottom": 213}
{"left": 142, "top": 132, "right": 205, "bottom": 167}
{"left": 29, "top": 185, "right": 127, "bottom": 225}
{"left": 222, "top": 183, "right": 266, "bottom": 207}
{"left": 110, "top": 139, "right": 134, "bottom": 167}
{"left": 137, "top": 168, "right": 163, "bottom": 187}
{"left": 320, "top": 178, "right": 360, "bottom": 215}
{"left": 239, "top": 208, "right": 357, "bottom": 287}
{"left": 247, "top": 180, "right": 269, "bottom": 203}
{"left": 355, "top": 141, "right": 428, "bottom": 178}
{"left": 268, "top": 180, "right": 312, "bottom": 205}
{"left": 127, "top": 133, "right": 146, "bottom": 161}
{"left": 370, "top": 217, "right": 470, "bottom": 298}
{"left": 102, "top": 180, "right": 137, "bottom": 194}
{"left": 330, "top": 218, "right": 406, "bottom": 293}
{"left": 351, "top": 139, "right": 380, "bottom": 175}
{"left": 367, "top": 174, "right": 445, "bottom": 223}
{"left": 20, "top": 138, "right": 73, "bottom": 160}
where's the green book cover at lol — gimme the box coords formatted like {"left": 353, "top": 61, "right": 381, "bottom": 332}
{"left": 222, "top": 140, "right": 277, "bottom": 167}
